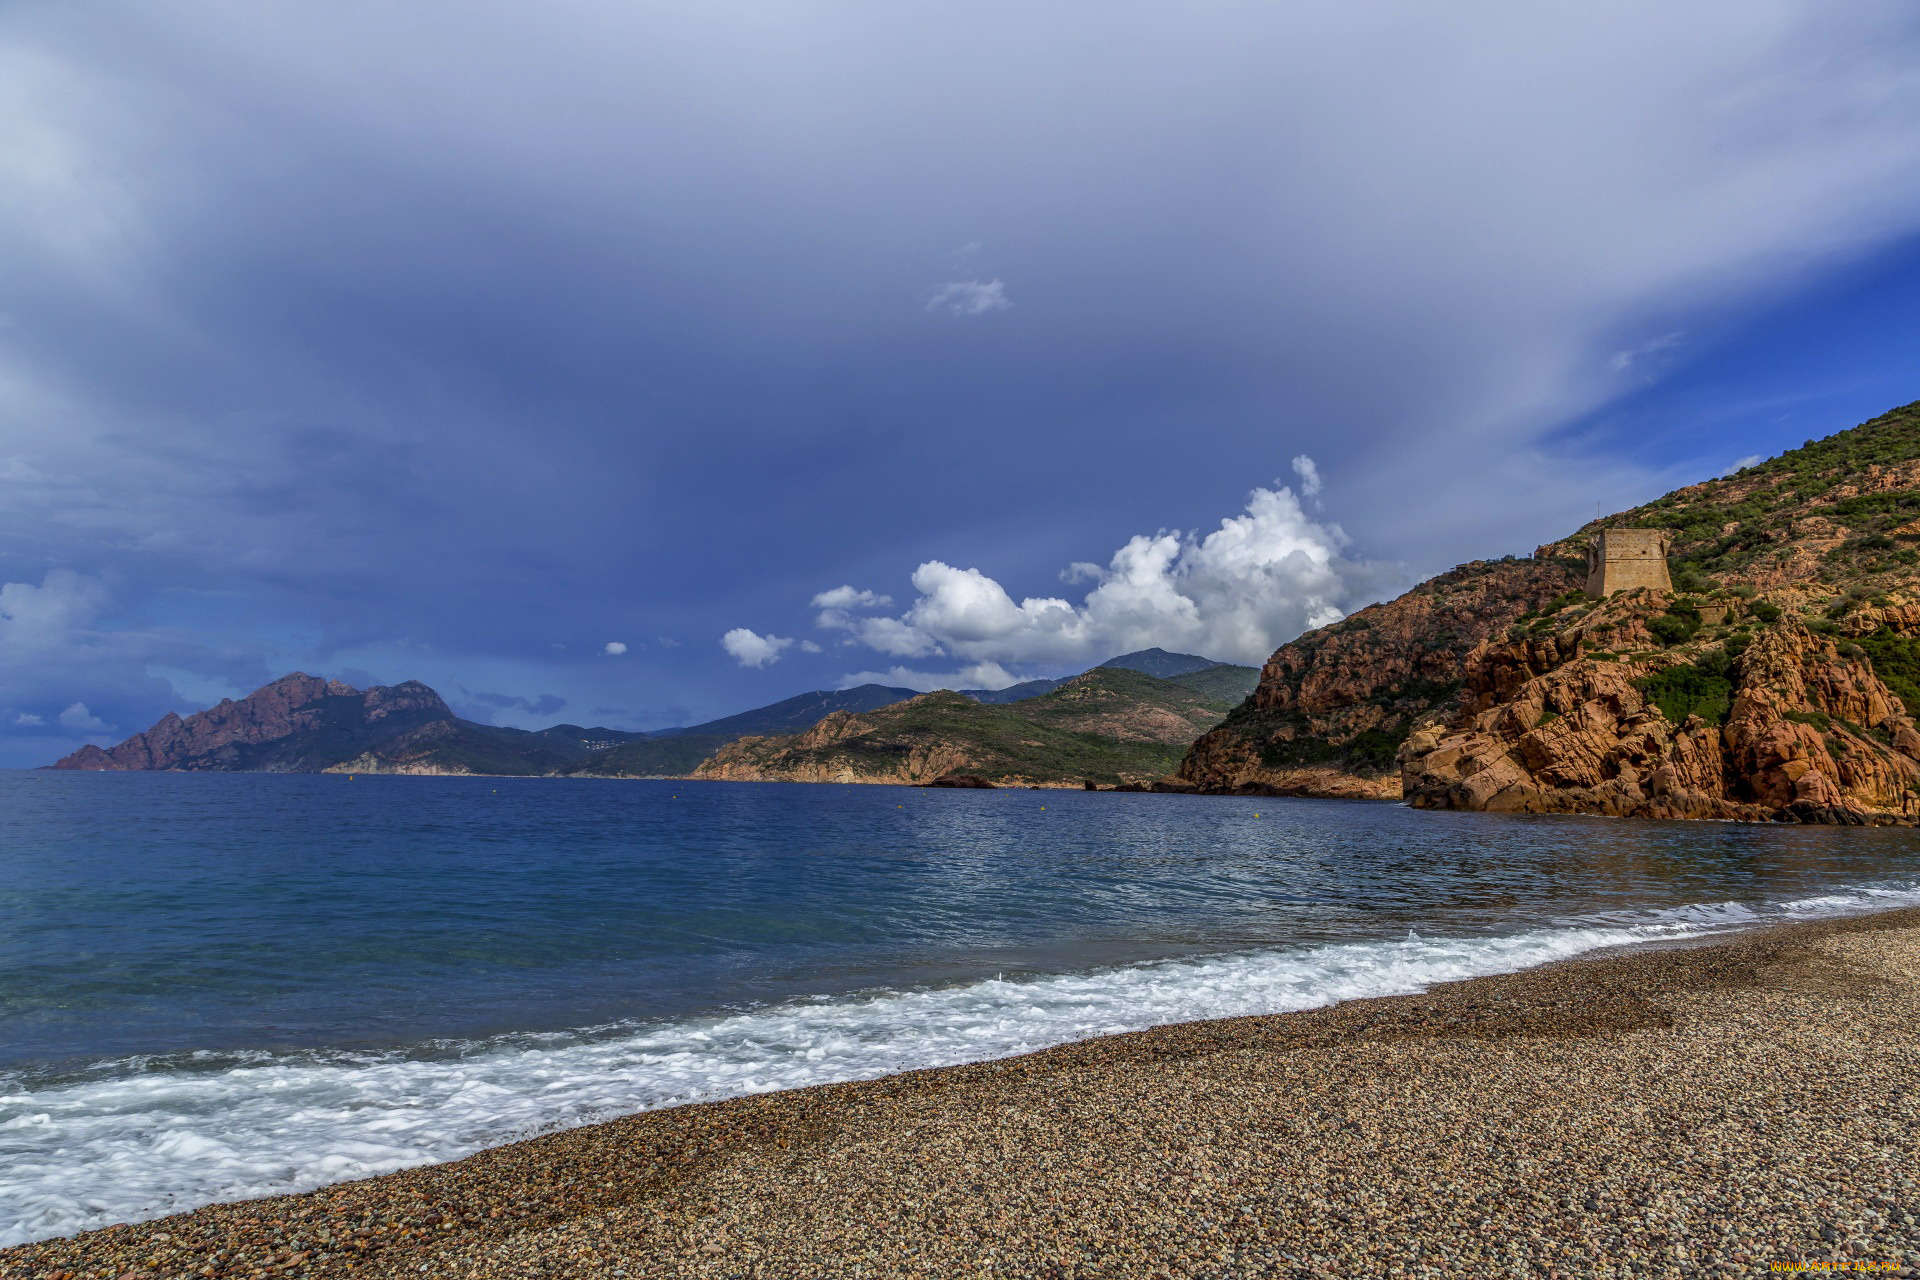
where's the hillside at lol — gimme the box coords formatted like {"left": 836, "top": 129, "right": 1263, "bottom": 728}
{"left": 694, "top": 667, "right": 1247, "bottom": 787}
{"left": 1184, "top": 400, "right": 1920, "bottom": 822}
{"left": 51, "top": 675, "right": 458, "bottom": 772}
{"left": 1179, "top": 558, "right": 1578, "bottom": 797}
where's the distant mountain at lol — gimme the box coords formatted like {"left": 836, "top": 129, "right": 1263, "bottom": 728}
{"left": 50, "top": 675, "right": 647, "bottom": 777}
{"left": 961, "top": 677, "right": 1068, "bottom": 703}
{"left": 329, "top": 720, "right": 619, "bottom": 776}
{"left": 556, "top": 733, "right": 731, "bottom": 779}
{"left": 560, "top": 684, "right": 924, "bottom": 778}
{"left": 694, "top": 667, "right": 1247, "bottom": 787}
{"left": 653, "top": 684, "right": 920, "bottom": 739}
{"left": 1097, "top": 647, "right": 1230, "bottom": 679}
{"left": 51, "top": 675, "right": 456, "bottom": 772}
{"left": 1159, "top": 662, "right": 1261, "bottom": 704}
{"left": 46, "top": 655, "right": 1256, "bottom": 781}
{"left": 955, "top": 649, "right": 1244, "bottom": 703}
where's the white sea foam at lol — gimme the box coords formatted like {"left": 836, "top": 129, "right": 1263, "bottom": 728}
{"left": 4, "top": 881, "right": 1918, "bottom": 1246}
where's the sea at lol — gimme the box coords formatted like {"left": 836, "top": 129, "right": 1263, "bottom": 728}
{"left": 3, "top": 769, "right": 1919, "bottom": 1246}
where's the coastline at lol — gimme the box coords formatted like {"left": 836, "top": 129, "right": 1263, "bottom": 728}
{"left": 7, "top": 908, "right": 1919, "bottom": 1277}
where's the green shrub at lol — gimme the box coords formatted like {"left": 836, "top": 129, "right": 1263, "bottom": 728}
{"left": 1343, "top": 726, "right": 1409, "bottom": 774}
{"left": 1673, "top": 567, "right": 1714, "bottom": 594}
{"left": 1646, "top": 605, "right": 1701, "bottom": 647}
{"left": 1634, "top": 646, "right": 1738, "bottom": 726}
{"left": 1784, "top": 709, "right": 1833, "bottom": 732}
{"left": 1748, "top": 600, "right": 1783, "bottom": 624}
{"left": 1854, "top": 631, "right": 1920, "bottom": 716}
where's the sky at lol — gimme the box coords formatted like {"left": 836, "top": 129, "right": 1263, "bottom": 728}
{"left": 4, "top": 0, "right": 1920, "bottom": 765}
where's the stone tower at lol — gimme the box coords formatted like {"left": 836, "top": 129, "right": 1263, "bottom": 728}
{"left": 1585, "top": 527, "right": 1672, "bottom": 598}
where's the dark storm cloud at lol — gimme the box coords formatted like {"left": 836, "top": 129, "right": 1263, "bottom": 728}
{"left": 458, "top": 689, "right": 568, "bottom": 722}
{"left": 4, "top": 0, "right": 1920, "bottom": 761}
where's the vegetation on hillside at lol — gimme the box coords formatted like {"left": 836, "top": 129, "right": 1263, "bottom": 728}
{"left": 702, "top": 667, "right": 1244, "bottom": 786}
{"left": 561, "top": 734, "right": 727, "bottom": 778}
{"left": 1599, "top": 401, "right": 1920, "bottom": 586}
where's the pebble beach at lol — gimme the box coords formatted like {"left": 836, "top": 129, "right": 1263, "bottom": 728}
{"left": 7, "top": 908, "right": 1919, "bottom": 1279}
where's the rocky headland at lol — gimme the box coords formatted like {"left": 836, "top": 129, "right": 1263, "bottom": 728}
{"left": 50, "top": 675, "right": 456, "bottom": 773}
{"left": 1182, "top": 400, "right": 1920, "bottom": 824}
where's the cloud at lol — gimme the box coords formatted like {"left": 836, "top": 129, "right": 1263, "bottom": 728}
{"left": 926, "top": 280, "right": 1011, "bottom": 317}
{"left": 0, "top": 569, "right": 113, "bottom": 650}
{"left": 1608, "top": 332, "right": 1687, "bottom": 373}
{"left": 811, "top": 586, "right": 892, "bottom": 612}
{"left": 0, "top": 568, "right": 270, "bottom": 763}
{"left": 776, "top": 471, "right": 1402, "bottom": 674}
{"left": 13, "top": 712, "right": 44, "bottom": 726}
{"left": 459, "top": 688, "right": 567, "bottom": 719}
{"left": 58, "top": 702, "right": 112, "bottom": 734}
{"left": 1290, "top": 455, "right": 1322, "bottom": 500}
{"left": 721, "top": 627, "right": 793, "bottom": 668}
{"left": 1724, "top": 454, "right": 1766, "bottom": 475}
{"left": 603, "top": 640, "right": 628, "bottom": 655}
{"left": 797, "top": 639, "right": 822, "bottom": 653}
{"left": 814, "top": 587, "right": 907, "bottom": 642}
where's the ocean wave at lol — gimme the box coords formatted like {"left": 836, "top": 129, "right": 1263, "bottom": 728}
{"left": 4, "top": 879, "right": 1917, "bottom": 1247}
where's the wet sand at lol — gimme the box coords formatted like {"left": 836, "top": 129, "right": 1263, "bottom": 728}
{"left": 7, "top": 908, "right": 1920, "bottom": 1279}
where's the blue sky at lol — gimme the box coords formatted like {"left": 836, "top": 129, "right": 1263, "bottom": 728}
{"left": 4, "top": 0, "right": 1920, "bottom": 765}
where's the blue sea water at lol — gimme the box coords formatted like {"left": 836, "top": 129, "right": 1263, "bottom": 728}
{"left": 3, "top": 769, "right": 1919, "bottom": 1245}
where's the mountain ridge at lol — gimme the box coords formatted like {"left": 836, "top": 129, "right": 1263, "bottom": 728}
{"left": 49, "top": 652, "right": 1254, "bottom": 780}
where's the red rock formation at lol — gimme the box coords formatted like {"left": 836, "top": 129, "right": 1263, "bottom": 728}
{"left": 1178, "top": 557, "right": 1580, "bottom": 796}
{"left": 1401, "top": 613, "right": 1920, "bottom": 824}
{"left": 48, "top": 674, "right": 453, "bottom": 772}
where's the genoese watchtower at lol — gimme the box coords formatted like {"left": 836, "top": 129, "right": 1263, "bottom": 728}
{"left": 1585, "top": 527, "right": 1672, "bottom": 598}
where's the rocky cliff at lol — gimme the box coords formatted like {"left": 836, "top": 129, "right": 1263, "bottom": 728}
{"left": 1400, "top": 601, "right": 1920, "bottom": 822}
{"left": 1182, "top": 399, "right": 1920, "bottom": 823}
{"left": 51, "top": 674, "right": 455, "bottom": 772}
{"left": 48, "top": 675, "right": 673, "bottom": 776}
{"left": 695, "top": 667, "right": 1247, "bottom": 787}
{"left": 1178, "top": 557, "right": 1579, "bottom": 796}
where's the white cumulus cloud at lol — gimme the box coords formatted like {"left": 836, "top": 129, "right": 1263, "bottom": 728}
{"left": 58, "top": 701, "right": 112, "bottom": 734}
{"left": 1290, "top": 455, "right": 1322, "bottom": 500}
{"left": 786, "top": 465, "right": 1402, "bottom": 676}
{"left": 812, "top": 586, "right": 898, "bottom": 635}
{"left": 811, "top": 585, "right": 893, "bottom": 612}
{"left": 603, "top": 641, "right": 628, "bottom": 655}
{"left": 721, "top": 627, "right": 793, "bottom": 668}
{"left": 13, "top": 712, "right": 44, "bottom": 726}
{"left": 926, "top": 280, "right": 1010, "bottom": 317}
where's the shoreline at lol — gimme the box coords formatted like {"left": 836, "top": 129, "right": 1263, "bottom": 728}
{"left": 7, "top": 907, "right": 1920, "bottom": 1277}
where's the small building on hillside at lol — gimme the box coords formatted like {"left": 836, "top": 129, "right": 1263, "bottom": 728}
{"left": 1585, "top": 527, "right": 1673, "bottom": 598}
